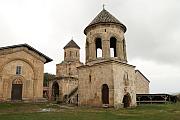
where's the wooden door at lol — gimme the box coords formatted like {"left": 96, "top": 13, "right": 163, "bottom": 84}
{"left": 11, "top": 84, "right": 22, "bottom": 100}
{"left": 102, "top": 84, "right": 109, "bottom": 104}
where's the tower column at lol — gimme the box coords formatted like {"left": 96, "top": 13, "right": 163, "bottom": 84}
{"left": 123, "top": 38, "right": 127, "bottom": 61}
{"left": 102, "top": 40, "right": 110, "bottom": 59}
{"left": 89, "top": 42, "right": 96, "bottom": 60}
{"left": 117, "top": 41, "right": 123, "bottom": 60}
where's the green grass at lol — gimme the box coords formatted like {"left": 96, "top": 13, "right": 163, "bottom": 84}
{"left": 0, "top": 102, "right": 180, "bottom": 120}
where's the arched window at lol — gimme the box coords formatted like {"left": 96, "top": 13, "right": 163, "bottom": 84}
{"left": 124, "top": 72, "right": 129, "bottom": 86}
{"left": 95, "top": 38, "right": 102, "bottom": 58}
{"left": 110, "top": 37, "right": 117, "bottom": 57}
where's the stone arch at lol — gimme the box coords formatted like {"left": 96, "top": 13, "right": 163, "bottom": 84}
{"left": 108, "top": 33, "right": 126, "bottom": 60}
{"left": 95, "top": 38, "right": 102, "bottom": 58}
{"left": 101, "top": 84, "right": 109, "bottom": 104}
{"left": 52, "top": 81, "right": 59, "bottom": 101}
{"left": 122, "top": 93, "right": 131, "bottom": 108}
{"left": 107, "top": 33, "right": 122, "bottom": 42}
{"left": 12, "top": 75, "right": 24, "bottom": 84}
{"left": 0, "top": 58, "right": 35, "bottom": 79}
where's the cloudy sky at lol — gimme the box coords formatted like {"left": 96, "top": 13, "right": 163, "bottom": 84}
{"left": 0, "top": 0, "right": 179, "bottom": 94}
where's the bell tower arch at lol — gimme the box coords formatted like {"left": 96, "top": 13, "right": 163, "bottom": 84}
{"left": 84, "top": 9, "right": 127, "bottom": 64}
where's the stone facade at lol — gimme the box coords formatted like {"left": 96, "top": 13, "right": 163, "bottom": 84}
{"left": 78, "top": 61, "right": 137, "bottom": 107}
{"left": 0, "top": 44, "right": 52, "bottom": 101}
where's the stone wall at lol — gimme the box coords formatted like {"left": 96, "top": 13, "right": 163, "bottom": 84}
{"left": 64, "top": 48, "right": 80, "bottom": 62}
{"left": 78, "top": 61, "right": 137, "bottom": 107}
{"left": 112, "top": 62, "right": 136, "bottom": 108}
{"left": 135, "top": 70, "right": 150, "bottom": 94}
{"left": 56, "top": 61, "right": 82, "bottom": 78}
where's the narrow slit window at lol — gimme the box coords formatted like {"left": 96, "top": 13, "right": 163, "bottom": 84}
{"left": 89, "top": 75, "right": 92, "bottom": 83}
{"left": 70, "top": 51, "right": 72, "bottom": 57}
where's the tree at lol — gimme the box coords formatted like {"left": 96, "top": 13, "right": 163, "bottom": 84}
{"left": 44, "top": 73, "right": 55, "bottom": 87}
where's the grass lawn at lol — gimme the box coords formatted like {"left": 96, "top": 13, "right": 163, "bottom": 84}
{"left": 0, "top": 102, "right": 180, "bottom": 120}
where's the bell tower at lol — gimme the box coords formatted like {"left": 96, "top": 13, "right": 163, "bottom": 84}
{"left": 84, "top": 8, "right": 127, "bottom": 64}
{"left": 63, "top": 39, "right": 80, "bottom": 62}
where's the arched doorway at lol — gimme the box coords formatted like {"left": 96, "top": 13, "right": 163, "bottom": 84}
{"left": 11, "top": 78, "right": 23, "bottom": 100}
{"left": 102, "top": 84, "right": 109, "bottom": 104}
{"left": 52, "top": 81, "right": 59, "bottom": 101}
{"left": 123, "top": 93, "right": 131, "bottom": 108}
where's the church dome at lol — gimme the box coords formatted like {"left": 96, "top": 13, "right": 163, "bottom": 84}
{"left": 84, "top": 9, "right": 127, "bottom": 34}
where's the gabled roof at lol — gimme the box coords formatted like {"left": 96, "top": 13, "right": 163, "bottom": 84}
{"left": 135, "top": 70, "right": 150, "bottom": 82}
{"left": 63, "top": 40, "right": 80, "bottom": 49}
{"left": 84, "top": 9, "right": 127, "bottom": 34}
{"left": 0, "top": 43, "right": 52, "bottom": 63}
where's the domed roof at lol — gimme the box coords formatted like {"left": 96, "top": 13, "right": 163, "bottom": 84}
{"left": 84, "top": 9, "right": 126, "bottom": 34}
{"left": 64, "top": 40, "right": 80, "bottom": 49}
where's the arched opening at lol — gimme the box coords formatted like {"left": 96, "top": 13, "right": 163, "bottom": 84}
{"left": 63, "top": 94, "right": 68, "bottom": 102}
{"left": 110, "top": 37, "right": 117, "bottom": 57}
{"left": 11, "top": 78, "right": 23, "bottom": 100}
{"left": 102, "top": 84, "right": 109, "bottom": 104}
{"left": 95, "top": 38, "right": 102, "bottom": 58}
{"left": 52, "top": 81, "right": 59, "bottom": 101}
{"left": 123, "top": 93, "right": 131, "bottom": 108}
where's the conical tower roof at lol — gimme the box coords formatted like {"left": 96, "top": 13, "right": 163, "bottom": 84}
{"left": 64, "top": 40, "right": 80, "bottom": 49}
{"left": 84, "top": 9, "right": 126, "bottom": 34}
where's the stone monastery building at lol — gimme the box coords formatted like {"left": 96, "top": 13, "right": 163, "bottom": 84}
{"left": 0, "top": 8, "right": 149, "bottom": 108}
{"left": 50, "top": 8, "right": 150, "bottom": 108}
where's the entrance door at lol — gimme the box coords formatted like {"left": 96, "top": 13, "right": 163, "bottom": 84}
{"left": 11, "top": 84, "right": 22, "bottom": 100}
{"left": 102, "top": 84, "right": 109, "bottom": 104}
{"left": 123, "top": 93, "right": 131, "bottom": 108}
